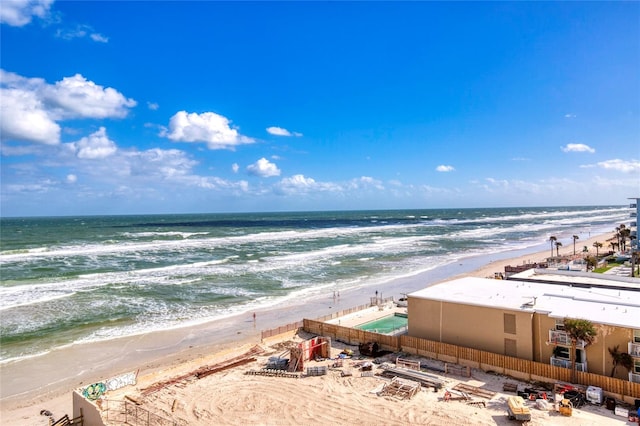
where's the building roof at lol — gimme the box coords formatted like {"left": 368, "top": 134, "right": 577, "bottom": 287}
{"left": 510, "top": 268, "right": 640, "bottom": 291}
{"left": 408, "top": 276, "right": 640, "bottom": 329}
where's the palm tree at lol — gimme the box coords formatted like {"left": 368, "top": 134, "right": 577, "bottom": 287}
{"left": 555, "top": 241, "right": 563, "bottom": 257}
{"left": 609, "top": 241, "right": 618, "bottom": 253}
{"left": 563, "top": 318, "right": 597, "bottom": 383}
{"left": 585, "top": 256, "right": 597, "bottom": 271}
{"left": 608, "top": 345, "right": 634, "bottom": 378}
{"left": 620, "top": 228, "right": 630, "bottom": 252}
{"left": 549, "top": 236, "right": 557, "bottom": 258}
{"left": 592, "top": 241, "right": 603, "bottom": 257}
{"left": 572, "top": 235, "right": 579, "bottom": 255}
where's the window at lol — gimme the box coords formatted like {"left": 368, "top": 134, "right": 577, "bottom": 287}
{"left": 555, "top": 319, "right": 565, "bottom": 331}
{"left": 505, "top": 339, "right": 517, "bottom": 357}
{"left": 553, "top": 346, "right": 570, "bottom": 360}
{"left": 634, "top": 330, "right": 640, "bottom": 343}
{"left": 635, "top": 360, "right": 640, "bottom": 374}
{"left": 504, "top": 313, "right": 516, "bottom": 334}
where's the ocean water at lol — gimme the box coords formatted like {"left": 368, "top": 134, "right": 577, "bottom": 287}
{"left": 0, "top": 206, "right": 627, "bottom": 363}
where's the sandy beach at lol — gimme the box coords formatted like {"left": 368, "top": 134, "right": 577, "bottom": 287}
{"left": 1, "top": 231, "right": 627, "bottom": 425}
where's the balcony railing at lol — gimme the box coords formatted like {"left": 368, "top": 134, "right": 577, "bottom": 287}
{"left": 550, "top": 356, "right": 587, "bottom": 372}
{"left": 630, "top": 372, "right": 640, "bottom": 384}
{"left": 629, "top": 341, "right": 640, "bottom": 358}
{"left": 549, "top": 330, "right": 586, "bottom": 348}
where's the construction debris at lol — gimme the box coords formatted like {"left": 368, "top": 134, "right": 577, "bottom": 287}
{"left": 396, "top": 357, "right": 420, "bottom": 371}
{"left": 379, "top": 364, "right": 445, "bottom": 390}
{"left": 503, "top": 382, "right": 518, "bottom": 393}
{"left": 306, "top": 366, "right": 328, "bottom": 376}
{"left": 452, "top": 383, "right": 496, "bottom": 400}
{"left": 245, "top": 369, "right": 300, "bottom": 378}
{"left": 444, "top": 388, "right": 470, "bottom": 402}
{"left": 444, "top": 363, "right": 471, "bottom": 377}
{"left": 142, "top": 346, "right": 263, "bottom": 395}
{"left": 378, "top": 377, "right": 421, "bottom": 400}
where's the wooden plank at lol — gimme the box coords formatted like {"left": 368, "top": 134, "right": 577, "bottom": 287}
{"left": 452, "top": 383, "right": 496, "bottom": 400}
{"left": 503, "top": 382, "right": 518, "bottom": 392}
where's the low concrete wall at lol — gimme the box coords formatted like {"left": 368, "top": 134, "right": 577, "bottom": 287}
{"left": 73, "top": 390, "right": 104, "bottom": 426}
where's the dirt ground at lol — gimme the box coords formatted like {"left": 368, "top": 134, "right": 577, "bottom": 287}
{"left": 103, "top": 332, "right": 635, "bottom": 426}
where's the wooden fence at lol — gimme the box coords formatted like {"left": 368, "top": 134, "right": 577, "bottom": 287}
{"left": 303, "top": 319, "right": 640, "bottom": 400}
{"left": 260, "top": 298, "right": 393, "bottom": 341}
{"left": 261, "top": 321, "right": 304, "bottom": 340}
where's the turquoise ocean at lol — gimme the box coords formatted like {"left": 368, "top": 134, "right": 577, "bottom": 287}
{"left": 0, "top": 206, "right": 627, "bottom": 364}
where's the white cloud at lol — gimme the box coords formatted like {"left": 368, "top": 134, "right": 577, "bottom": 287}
{"left": 162, "top": 111, "right": 254, "bottom": 150}
{"left": 436, "top": 165, "right": 455, "bottom": 172}
{"left": 419, "top": 184, "right": 454, "bottom": 194}
{"left": 266, "top": 126, "right": 302, "bottom": 137}
{"left": 564, "top": 113, "right": 577, "bottom": 119}
{"left": 274, "top": 174, "right": 341, "bottom": 196}
{"left": 595, "top": 159, "right": 640, "bottom": 173}
{"left": 247, "top": 157, "right": 281, "bottom": 177}
{"left": 72, "top": 127, "right": 117, "bottom": 159}
{"left": 90, "top": 33, "right": 108, "bottom": 43}
{"left": 231, "top": 163, "right": 239, "bottom": 173}
{"left": 0, "top": 70, "right": 136, "bottom": 144}
{"left": 4, "top": 180, "right": 56, "bottom": 193}
{"left": 276, "top": 174, "right": 317, "bottom": 194}
{"left": 147, "top": 101, "right": 159, "bottom": 111}
{"left": 561, "top": 143, "right": 595, "bottom": 153}
{"left": 0, "top": 86, "right": 60, "bottom": 144}
{"left": 110, "top": 149, "right": 249, "bottom": 193}
{"left": 479, "top": 177, "right": 544, "bottom": 194}
{"left": 55, "top": 25, "right": 108, "bottom": 43}
{"left": 0, "top": 0, "right": 53, "bottom": 26}
{"left": 0, "top": 143, "right": 46, "bottom": 156}
{"left": 345, "top": 176, "right": 384, "bottom": 190}
{"left": 43, "top": 74, "right": 136, "bottom": 119}
{"left": 66, "top": 174, "right": 77, "bottom": 183}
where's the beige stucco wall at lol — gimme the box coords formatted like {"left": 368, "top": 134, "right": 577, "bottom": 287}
{"left": 534, "top": 313, "right": 557, "bottom": 363}
{"left": 408, "top": 297, "right": 534, "bottom": 359}
{"left": 534, "top": 314, "right": 635, "bottom": 379}
{"left": 407, "top": 297, "right": 441, "bottom": 339}
{"left": 591, "top": 325, "right": 634, "bottom": 379}
{"left": 409, "top": 296, "right": 637, "bottom": 379}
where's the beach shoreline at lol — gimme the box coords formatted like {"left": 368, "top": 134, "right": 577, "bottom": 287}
{"left": 0, "top": 231, "right": 616, "bottom": 424}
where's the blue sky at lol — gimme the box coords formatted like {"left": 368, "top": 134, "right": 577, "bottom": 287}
{"left": 1, "top": 1, "right": 639, "bottom": 217}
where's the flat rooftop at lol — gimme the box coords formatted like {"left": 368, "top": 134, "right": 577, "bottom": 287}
{"left": 511, "top": 268, "right": 640, "bottom": 291}
{"left": 408, "top": 276, "right": 640, "bottom": 329}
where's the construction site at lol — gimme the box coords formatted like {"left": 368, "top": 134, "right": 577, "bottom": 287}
{"left": 68, "top": 303, "right": 638, "bottom": 426}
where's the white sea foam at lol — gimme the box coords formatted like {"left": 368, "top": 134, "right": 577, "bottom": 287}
{"left": 0, "top": 208, "right": 624, "bottom": 265}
